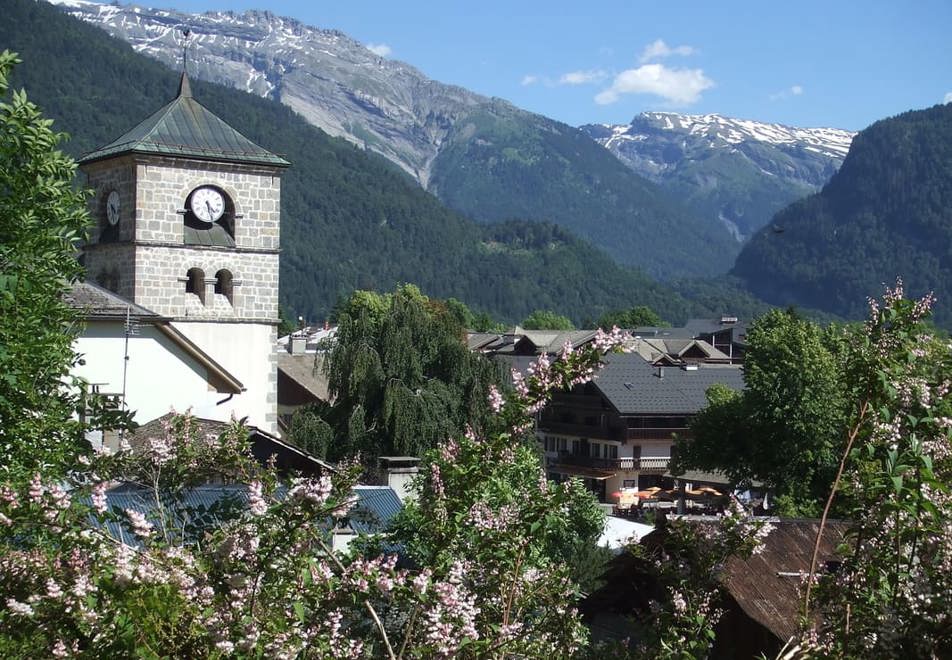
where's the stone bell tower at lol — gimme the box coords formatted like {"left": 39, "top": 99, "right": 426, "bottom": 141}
{"left": 79, "top": 71, "right": 290, "bottom": 434}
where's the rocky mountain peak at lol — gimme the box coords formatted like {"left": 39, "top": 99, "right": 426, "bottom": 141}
{"left": 47, "top": 0, "right": 493, "bottom": 187}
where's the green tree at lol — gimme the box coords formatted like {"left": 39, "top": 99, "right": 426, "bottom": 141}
{"left": 320, "top": 285, "right": 499, "bottom": 465}
{"left": 673, "top": 309, "right": 852, "bottom": 515}
{"left": 287, "top": 403, "right": 334, "bottom": 457}
{"left": 596, "top": 305, "right": 667, "bottom": 329}
{"left": 521, "top": 309, "right": 575, "bottom": 330}
{"left": 444, "top": 297, "right": 504, "bottom": 332}
{"left": 0, "top": 51, "right": 90, "bottom": 480}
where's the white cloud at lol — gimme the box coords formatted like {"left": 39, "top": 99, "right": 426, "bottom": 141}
{"left": 944, "top": 91, "right": 952, "bottom": 104}
{"left": 558, "top": 69, "right": 607, "bottom": 85}
{"left": 366, "top": 43, "right": 392, "bottom": 57}
{"left": 770, "top": 84, "right": 805, "bottom": 101}
{"left": 595, "top": 64, "right": 713, "bottom": 106}
{"left": 639, "top": 39, "right": 696, "bottom": 63}
{"left": 521, "top": 74, "right": 539, "bottom": 86}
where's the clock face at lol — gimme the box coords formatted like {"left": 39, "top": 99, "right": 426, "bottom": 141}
{"left": 106, "top": 190, "right": 120, "bottom": 226}
{"left": 189, "top": 186, "right": 226, "bottom": 224}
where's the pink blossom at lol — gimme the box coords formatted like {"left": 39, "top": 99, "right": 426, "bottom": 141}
{"left": 248, "top": 482, "right": 267, "bottom": 516}
{"left": 124, "top": 509, "right": 154, "bottom": 539}
{"left": 487, "top": 385, "right": 505, "bottom": 413}
{"left": 91, "top": 482, "right": 107, "bottom": 516}
{"left": 28, "top": 473, "right": 44, "bottom": 504}
{"left": 6, "top": 598, "right": 33, "bottom": 616}
{"left": 46, "top": 578, "right": 63, "bottom": 600}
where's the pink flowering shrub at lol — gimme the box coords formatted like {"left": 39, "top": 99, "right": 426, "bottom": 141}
{"left": 797, "top": 282, "right": 952, "bottom": 658}
{"left": 388, "top": 331, "right": 632, "bottom": 657}
{"left": 0, "top": 329, "right": 630, "bottom": 658}
{"left": 595, "top": 501, "right": 773, "bottom": 660}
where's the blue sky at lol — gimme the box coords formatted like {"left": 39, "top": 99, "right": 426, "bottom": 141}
{"left": 169, "top": 0, "right": 951, "bottom": 131}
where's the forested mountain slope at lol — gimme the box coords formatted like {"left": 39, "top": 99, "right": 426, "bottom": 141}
{"left": 3, "top": 0, "right": 709, "bottom": 325}
{"left": 732, "top": 103, "right": 952, "bottom": 326}
{"left": 583, "top": 113, "right": 853, "bottom": 242}
{"left": 48, "top": 0, "right": 738, "bottom": 279}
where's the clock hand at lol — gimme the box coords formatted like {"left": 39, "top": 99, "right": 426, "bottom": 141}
{"left": 206, "top": 200, "right": 214, "bottom": 221}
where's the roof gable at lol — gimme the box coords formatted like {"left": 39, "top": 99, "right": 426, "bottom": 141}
{"left": 80, "top": 73, "right": 290, "bottom": 168}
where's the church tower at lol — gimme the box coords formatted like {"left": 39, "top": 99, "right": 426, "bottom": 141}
{"left": 79, "top": 72, "right": 290, "bottom": 434}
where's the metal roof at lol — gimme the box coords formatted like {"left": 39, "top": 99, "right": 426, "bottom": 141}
{"left": 720, "top": 519, "right": 850, "bottom": 641}
{"left": 276, "top": 352, "right": 330, "bottom": 402}
{"left": 80, "top": 73, "right": 290, "bottom": 168}
{"left": 82, "top": 482, "right": 400, "bottom": 544}
{"left": 593, "top": 353, "right": 745, "bottom": 415}
{"left": 349, "top": 486, "right": 404, "bottom": 535}
{"left": 131, "top": 413, "right": 335, "bottom": 473}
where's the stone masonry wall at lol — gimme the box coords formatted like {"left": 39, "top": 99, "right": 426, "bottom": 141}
{"left": 134, "top": 246, "right": 278, "bottom": 321}
{"left": 133, "top": 157, "right": 281, "bottom": 251}
{"left": 80, "top": 155, "right": 282, "bottom": 322}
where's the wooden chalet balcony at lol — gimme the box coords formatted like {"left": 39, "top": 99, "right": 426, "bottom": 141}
{"left": 625, "top": 428, "right": 686, "bottom": 442}
{"left": 537, "top": 421, "right": 623, "bottom": 442}
{"left": 554, "top": 453, "right": 670, "bottom": 473}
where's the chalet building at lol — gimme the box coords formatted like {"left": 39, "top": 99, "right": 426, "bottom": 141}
{"left": 585, "top": 518, "right": 850, "bottom": 658}
{"left": 632, "top": 317, "right": 749, "bottom": 364}
{"left": 538, "top": 353, "right": 745, "bottom": 501}
{"left": 627, "top": 336, "right": 732, "bottom": 366}
{"left": 469, "top": 328, "right": 600, "bottom": 382}
{"left": 275, "top": 326, "right": 335, "bottom": 436}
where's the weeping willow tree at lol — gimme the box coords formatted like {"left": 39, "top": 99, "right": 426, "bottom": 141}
{"left": 318, "top": 285, "right": 499, "bottom": 464}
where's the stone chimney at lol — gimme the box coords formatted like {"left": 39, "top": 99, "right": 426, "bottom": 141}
{"left": 288, "top": 335, "right": 307, "bottom": 355}
{"left": 378, "top": 456, "right": 420, "bottom": 502}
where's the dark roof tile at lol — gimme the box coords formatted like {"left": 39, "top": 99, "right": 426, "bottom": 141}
{"left": 594, "top": 353, "right": 744, "bottom": 414}
{"left": 65, "top": 281, "right": 161, "bottom": 320}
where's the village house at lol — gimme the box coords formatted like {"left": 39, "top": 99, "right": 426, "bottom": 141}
{"left": 275, "top": 324, "right": 335, "bottom": 436}
{"left": 468, "top": 322, "right": 748, "bottom": 503}
{"left": 584, "top": 517, "right": 851, "bottom": 658}
{"left": 538, "top": 353, "right": 745, "bottom": 502}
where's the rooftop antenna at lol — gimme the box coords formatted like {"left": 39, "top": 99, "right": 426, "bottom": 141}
{"left": 181, "top": 27, "right": 191, "bottom": 73}
{"left": 118, "top": 305, "right": 140, "bottom": 446}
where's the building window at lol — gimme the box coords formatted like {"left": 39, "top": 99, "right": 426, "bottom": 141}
{"left": 214, "top": 269, "right": 234, "bottom": 304}
{"left": 607, "top": 444, "right": 618, "bottom": 459}
{"left": 185, "top": 268, "right": 205, "bottom": 304}
{"left": 591, "top": 443, "right": 601, "bottom": 459}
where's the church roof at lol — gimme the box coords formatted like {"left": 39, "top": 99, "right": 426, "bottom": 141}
{"left": 79, "top": 73, "right": 290, "bottom": 168}
{"left": 66, "top": 280, "right": 163, "bottom": 320}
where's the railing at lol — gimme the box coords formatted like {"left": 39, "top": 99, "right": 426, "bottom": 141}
{"left": 536, "top": 422, "right": 623, "bottom": 441}
{"left": 553, "top": 454, "right": 671, "bottom": 472}
{"left": 624, "top": 428, "right": 687, "bottom": 442}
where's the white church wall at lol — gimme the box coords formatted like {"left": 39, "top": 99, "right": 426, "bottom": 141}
{"left": 72, "top": 321, "right": 242, "bottom": 427}
{"left": 172, "top": 321, "right": 277, "bottom": 434}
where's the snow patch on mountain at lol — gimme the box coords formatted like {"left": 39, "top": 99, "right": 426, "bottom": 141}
{"left": 601, "top": 112, "right": 854, "bottom": 160}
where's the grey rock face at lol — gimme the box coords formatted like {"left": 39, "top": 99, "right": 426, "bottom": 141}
{"left": 48, "top": 0, "right": 498, "bottom": 187}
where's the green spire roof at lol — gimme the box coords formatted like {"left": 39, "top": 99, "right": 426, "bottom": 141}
{"left": 80, "top": 73, "right": 289, "bottom": 168}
